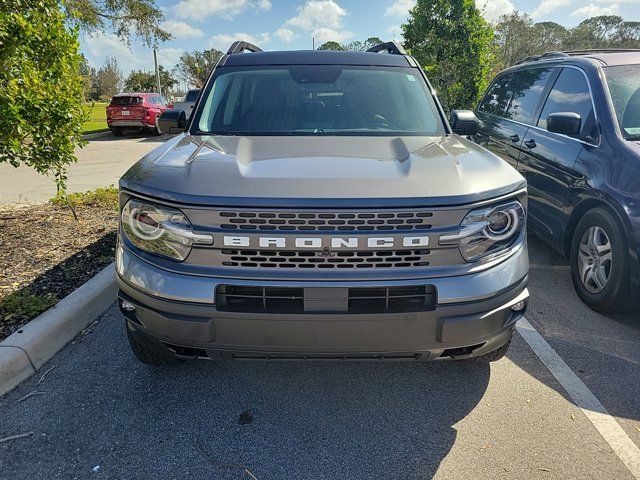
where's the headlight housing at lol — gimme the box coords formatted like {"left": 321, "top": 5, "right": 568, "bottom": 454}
{"left": 440, "top": 200, "right": 525, "bottom": 262}
{"left": 121, "top": 198, "right": 212, "bottom": 261}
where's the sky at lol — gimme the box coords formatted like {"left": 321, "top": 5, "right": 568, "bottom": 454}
{"left": 79, "top": 0, "right": 640, "bottom": 80}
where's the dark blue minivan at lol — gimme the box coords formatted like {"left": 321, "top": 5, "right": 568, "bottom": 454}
{"left": 475, "top": 50, "right": 640, "bottom": 313}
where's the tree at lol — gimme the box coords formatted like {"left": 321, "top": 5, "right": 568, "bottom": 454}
{"left": 64, "top": 0, "right": 169, "bottom": 46}
{"left": 0, "top": 0, "right": 88, "bottom": 192}
{"left": 79, "top": 54, "right": 96, "bottom": 101}
{"left": 317, "top": 41, "right": 345, "bottom": 51}
{"left": 93, "top": 57, "right": 123, "bottom": 101}
{"left": 317, "top": 37, "right": 384, "bottom": 51}
{"left": 125, "top": 66, "right": 177, "bottom": 93}
{"left": 174, "top": 49, "right": 223, "bottom": 88}
{"left": 343, "top": 37, "right": 384, "bottom": 51}
{"left": 403, "top": 0, "right": 495, "bottom": 111}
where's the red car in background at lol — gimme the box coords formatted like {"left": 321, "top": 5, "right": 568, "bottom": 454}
{"left": 106, "top": 93, "right": 172, "bottom": 136}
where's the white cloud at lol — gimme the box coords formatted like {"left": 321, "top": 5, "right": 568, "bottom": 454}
{"left": 83, "top": 33, "right": 184, "bottom": 75}
{"left": 531, "top": 0, "right": 572, "bottom": 18}
{"left": 478, "top": 0, "right": 515, "bottom": 21}
{"left": 286, "top": 0, "right": 347, "bottom": 31}
{"left": 387, "top": 24, "right": 403, "bottom": 40}
{"left": 570, "top": 3, "right": 620, "bottom": 17}
{"left": 209, "top": 32, "right": 271, "bottom": 51}
{"left": 174, "top": 0, "right": 270, "bottom": 21}
{"left": 275, "top": 27, "right": 298, "bottom": 43}
{"left": 156, "top": 47, "right": 185, "bottom": 69}
{"left": 282, "top": 1, "right": 353, "bottom": 45}
{"left": 312, "top": 27, "right": 354, "bottom": 43}
{"left": 384, "top": 0, "right": 415, "bottom": 17}
{"left": 160, "top": 20, "right": 204, "bottom": 39}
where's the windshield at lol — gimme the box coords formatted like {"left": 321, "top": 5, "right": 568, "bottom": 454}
{"left": 604, "top": 64, "right": 640, "bottom": 140}
{"left": 194, "top": 65, "right": 443, "bottom": 136}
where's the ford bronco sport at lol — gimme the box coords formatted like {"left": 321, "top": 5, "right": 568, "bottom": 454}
{"left": 116, "top": 41, "right": 529, "bottom": 365}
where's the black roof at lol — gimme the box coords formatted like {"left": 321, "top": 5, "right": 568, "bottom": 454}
{"left": 222, "top": 49, "right": 412, "bottom": 67}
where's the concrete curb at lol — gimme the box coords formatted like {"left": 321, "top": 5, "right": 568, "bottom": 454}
{"left": 82, "top": 130, "right": 111, "bottom": 140}
{"left": 0, "top": 263, "right": 116, "bottom": 396}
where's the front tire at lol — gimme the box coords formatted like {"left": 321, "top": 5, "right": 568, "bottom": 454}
{"left": 469, "top": 338, "right": 511, "bottom": 363}
{"left": 126, "top": 325, "right": 180, "bottom": 366}
{"left": 570, "top": 207, "right": 633, "bottom": 312}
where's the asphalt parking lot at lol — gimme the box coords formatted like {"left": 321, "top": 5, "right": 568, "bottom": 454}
{"left": 1, "top": 236, "right": 639, "bottom": 480}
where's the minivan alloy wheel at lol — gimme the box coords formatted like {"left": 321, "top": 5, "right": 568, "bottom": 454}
{"left": 577, "top": 225, "right": 612, "bottom": 293}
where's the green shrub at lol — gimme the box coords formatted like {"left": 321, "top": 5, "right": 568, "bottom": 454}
{"left": 0, "top": 0, "right": 88, "bottom": 192}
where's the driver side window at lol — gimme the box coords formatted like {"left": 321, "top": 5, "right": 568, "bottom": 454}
{"left": 537, "top": 68, "right": 595, "bottom": 139}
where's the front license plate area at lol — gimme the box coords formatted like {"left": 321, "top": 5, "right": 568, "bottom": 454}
{"left": 304, "top": 287, "right": 348, "bottom": 313}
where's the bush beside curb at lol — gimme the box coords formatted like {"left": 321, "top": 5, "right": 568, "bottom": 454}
{"left": 0, "top": 263, "right": 116, "bottom": 396}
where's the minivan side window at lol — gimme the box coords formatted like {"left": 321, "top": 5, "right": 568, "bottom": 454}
{"left": 537, "top": 67, "right": 595, "bottom": 138}
{"left": 505, "top": 68, "right": 554, "bottom": 124}
{"left": 478, "top": 73, "right": 517, "bottom": 117}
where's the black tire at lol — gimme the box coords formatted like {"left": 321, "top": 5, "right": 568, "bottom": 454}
{"left": 469, "top": 338, "right": 511, "bottom": 363}
{"left": 111, "top": 127, "right": 124, "bottom": 137}
{"left": 570, "top": 207, "right": 633, "bottom": 313}
{"left": 126, "top": 326, "right": 180, "bottom": 366}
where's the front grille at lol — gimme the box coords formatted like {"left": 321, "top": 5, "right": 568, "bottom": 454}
{"left": 216, "top": 285, "right": 436, "bottom": 314}
{"left": 220, "top": 249, "right": 431, "bottom": 269}
{"left": 218, "top": 210, "right": 434, "bottom": 231}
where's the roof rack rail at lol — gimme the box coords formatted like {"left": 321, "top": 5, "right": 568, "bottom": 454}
{"left": 514, "top": 51, "right": 568, "bottom": 65}
{"left": 564, "top": 48, "right": 640, "bottom": 55}
{"left": 366, "top": 41, "right": 407, "bottom": 55}
{"left": 227, "top": 41, "right": 263, "bottom": 55}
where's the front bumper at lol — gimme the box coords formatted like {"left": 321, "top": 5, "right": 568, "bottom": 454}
{"left": 116, "top": 244, "right": 529, "bottom": 360}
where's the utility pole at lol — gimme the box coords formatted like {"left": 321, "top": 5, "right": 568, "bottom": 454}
{"left": 312, "top": 37, "right": 315, "bottom": 50}
{"left": 153, "top": 47, "right": 161, "bottom": 95}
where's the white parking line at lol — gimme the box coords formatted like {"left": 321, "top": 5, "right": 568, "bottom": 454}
{"left": 517, "top": 317, "right": 640, "bottom": 479}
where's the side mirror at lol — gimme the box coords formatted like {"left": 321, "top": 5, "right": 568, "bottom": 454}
{"left": 450, "top": 110, "right": 479, "bottom": 136}
{"left": 547, "top": 112, "right": 581, "bottom": 136}
{"left": 158, "top": 109, "right": 187, "bottom": 134}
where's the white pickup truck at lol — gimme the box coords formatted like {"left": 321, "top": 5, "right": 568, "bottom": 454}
{"left": 172, "top": 89, "right": 200, "bottom": 119}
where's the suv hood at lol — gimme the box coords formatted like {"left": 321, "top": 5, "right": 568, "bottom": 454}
{"left": 120, "top": 134, "right": 525, "bottom": 207}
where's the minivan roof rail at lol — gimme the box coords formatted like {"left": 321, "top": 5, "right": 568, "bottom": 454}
{"left": 514, "top": 51, "right": 569, "bottom": 65}
{"left": 366, "top": 41, "right": 407, "bottom": 55}
{"left": 564, "top": 48, "right": 640, "bottom": 55}
{"left": 227, "top": 41, "right": 263, "bottom": 55}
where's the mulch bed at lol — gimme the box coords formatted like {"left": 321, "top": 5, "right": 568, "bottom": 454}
{"left": 0, "top": 203, "right": 118, "bottom": 341}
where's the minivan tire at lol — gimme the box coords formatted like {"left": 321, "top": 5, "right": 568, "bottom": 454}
{"left": 570, "top": 207, "right": 633, "bottom": 312}
{"left": 126, "top": 326, "right": 181, "bottom": 366}
{"left": 111, "top": 127, "right": 124, "bottom": 137}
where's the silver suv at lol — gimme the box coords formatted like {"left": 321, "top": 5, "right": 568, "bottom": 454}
{"left": 116, "top": 41, "right": 529, "bottom": 364}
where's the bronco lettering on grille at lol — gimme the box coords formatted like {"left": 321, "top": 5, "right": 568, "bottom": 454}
{"left": 222, "top": 236, "right": 429, "bottom": 249}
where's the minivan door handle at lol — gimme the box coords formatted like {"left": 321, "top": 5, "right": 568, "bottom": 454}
{"left": 509, "top": 134, "right": 520, "bottom": 143}
{"left": 524, "top": 139, "right": 537, "bottom": 149}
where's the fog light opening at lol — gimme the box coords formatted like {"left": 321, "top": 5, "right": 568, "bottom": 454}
{"left": 121, "top": 300, "right": 136, "bottom": 312}
{"left": 511, "top": 300, "right": 526, "bottom": 313}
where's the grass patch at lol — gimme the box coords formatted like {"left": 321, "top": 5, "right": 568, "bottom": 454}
{"left": 82, "top": 102, "right": 108, "bottom": 134}
{"left": 50, "top": 186, "right": 118, "bottom": 210}
{"left": 2, "top": 289, "right": 58, "bottom": 325}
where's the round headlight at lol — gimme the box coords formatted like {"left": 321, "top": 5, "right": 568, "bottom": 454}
{"left": 487, "top": 209, "right": 516, "bottom": 240}
{"left": 128, "top": 205, "right": 164, "bottom": 241}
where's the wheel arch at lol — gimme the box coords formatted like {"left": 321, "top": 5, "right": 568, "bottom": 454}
{"left": 563, "top": 195, "right": 632, "bottom": 256}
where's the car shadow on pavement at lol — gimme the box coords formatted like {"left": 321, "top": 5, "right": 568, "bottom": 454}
{"left": 134, "top": 359, "right": 490, "bottom": 479}
{"left": 0, "top": 310, "right": 491, "bottom": 479}
{"left": 89, "top": 132, "right": 170, "bottom": 143}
